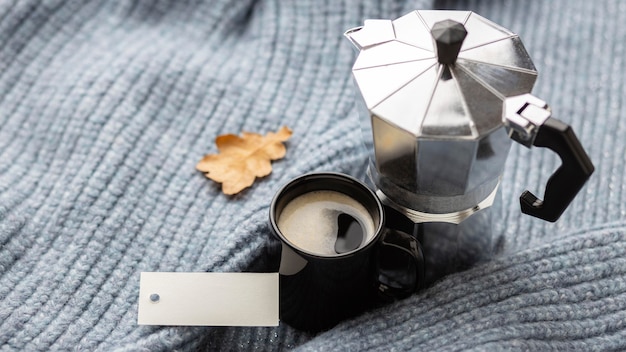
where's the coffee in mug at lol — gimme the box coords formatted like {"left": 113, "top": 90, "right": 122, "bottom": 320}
{"left": 277, "top": 190, "right": 376, "bottom": 256}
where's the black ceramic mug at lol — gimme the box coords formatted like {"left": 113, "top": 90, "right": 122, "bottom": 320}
{"left": 269, "top": 172, "right": 424, "bottom": 332}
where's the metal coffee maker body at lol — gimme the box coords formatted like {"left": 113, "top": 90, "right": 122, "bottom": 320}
{"left": 345, "top": 11, "right": 594, "bottom": 283}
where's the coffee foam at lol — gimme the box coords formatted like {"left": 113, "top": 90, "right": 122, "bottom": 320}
{"left": 277, "top": 190, "right": 376, "bottom": 256}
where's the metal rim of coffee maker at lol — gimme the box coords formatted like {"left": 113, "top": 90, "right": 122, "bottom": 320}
{"left": 374, "top": 179, "right": 499, "bottom": 225}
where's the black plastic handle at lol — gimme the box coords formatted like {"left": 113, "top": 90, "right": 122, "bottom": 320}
{"left": 520, "top": 117, "right": 594, "bottom": 222}
{"left": 374, "top": 205, "right": 424, "bottom": 301}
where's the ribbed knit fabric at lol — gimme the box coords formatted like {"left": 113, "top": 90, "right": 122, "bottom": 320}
{"left": 0, "top": 0, "right": 624, "bottom": 351}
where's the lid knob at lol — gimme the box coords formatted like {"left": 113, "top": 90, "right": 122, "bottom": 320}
{"left": 431, "top": 19, "right": 467, "bottom": 65}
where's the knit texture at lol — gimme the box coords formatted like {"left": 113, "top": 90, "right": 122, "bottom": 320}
{"left": 0, "top": 0, "right": 624, "bottom": 350}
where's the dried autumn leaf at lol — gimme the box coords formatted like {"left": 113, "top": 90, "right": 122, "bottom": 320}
{"left": 196, "top": 126, "right": 292, "bottom": 195}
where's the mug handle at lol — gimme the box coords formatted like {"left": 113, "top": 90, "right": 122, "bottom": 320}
{"left": 505, "top": 94, "right": 595, "bottom": 222}
{"left": 374, "top": 205, "right": 425, "bottom": 301}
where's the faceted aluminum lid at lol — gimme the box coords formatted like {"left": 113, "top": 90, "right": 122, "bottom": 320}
{"left": 348, "top": 10, "right": 538, "bottom": 140}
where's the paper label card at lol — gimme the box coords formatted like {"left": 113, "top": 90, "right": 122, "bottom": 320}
{"left": 137, "top": 272, "right": 279, "bottom": 327}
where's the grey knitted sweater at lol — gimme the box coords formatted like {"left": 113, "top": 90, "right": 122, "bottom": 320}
{"left": 1, "top": 0, "right": 624, "bottom": 351}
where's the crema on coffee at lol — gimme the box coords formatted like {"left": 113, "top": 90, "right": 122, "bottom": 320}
{"left": 277, "top": 190, "right": 376, "bottom": 256}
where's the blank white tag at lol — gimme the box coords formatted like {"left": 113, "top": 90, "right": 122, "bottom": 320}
{"left": 137, "top": 272, "right": 279, "bottom": 326}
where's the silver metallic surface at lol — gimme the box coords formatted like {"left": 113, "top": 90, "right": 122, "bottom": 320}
{"left": 504, "top": 93, "right": 552, "bottom": 147}
{"left": 375, "top": 181, "right": 499, "bottom": 225}
{"left": 346, "top": 10, "right": 538, "bottom": 216}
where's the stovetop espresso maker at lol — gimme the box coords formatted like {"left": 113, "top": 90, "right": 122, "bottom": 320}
{"left": 345, "top": 10, "right": 594, "bottom": 283}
